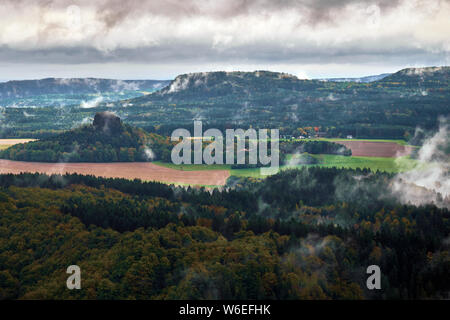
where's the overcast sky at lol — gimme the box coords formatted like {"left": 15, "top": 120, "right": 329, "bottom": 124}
{"left": 0, "top": 0, "right": 449, "bottom": 80}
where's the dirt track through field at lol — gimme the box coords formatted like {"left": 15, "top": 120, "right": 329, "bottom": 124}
{"left": 0, "top": 160, "right": 230, "bottom": 186}
{"left": 334, "top": 141, "right": 414, "bottom": 157}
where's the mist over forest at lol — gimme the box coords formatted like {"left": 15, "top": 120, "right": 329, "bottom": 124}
{"left": 0, "top": 0, "right": 449, "bottom": 305}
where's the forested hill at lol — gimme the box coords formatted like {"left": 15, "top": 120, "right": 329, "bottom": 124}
{"left": 0, "top": 78, "right": 170, "bottom": 99}
{"left": 107, "top": 66, "right": 450, "bottom": 139}
{"left": 137, "top": 71, "right": 320, "bottom": 100}
{"left": 379, "top": 66, "right": 450, "bottom": 85}
{"left": 0, "top": 112, "right": 172, "bottom": 162}
{"left": 321, "top": 73, "right": 391, "bottom": 83}
{"left": 2, "top": 67, "right": 449, "bottom": 140}
{"left": 147, "top": 67, "right": 450, "bottom": 99}
{"left": 0, "top": 168, "right": 448, "bottom": 299}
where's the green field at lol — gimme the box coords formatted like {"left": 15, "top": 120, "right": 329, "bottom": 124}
{"left": 154, "top": 153, "right": 418, "bottom": 179}
{"left": 302, "top": 154, "right": 417, "bottom": 172}
{"left": 281, "top": 137, "right": 414, "bottom": 146}
{"left": 229, "top": 155, "right": 416, "bottom": 178}
{"left": 2, "top": 139, "right": 420, "bottom": 181}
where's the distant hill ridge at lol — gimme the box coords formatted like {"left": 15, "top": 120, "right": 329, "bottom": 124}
{"left": 380, "top": 66, "right": 450, "bottom": 83}
{"left": 0, "top": 78, "right": 171, "bottom": 99}
{"left": 319, "top": 66, "right": 449, "bottom": 83}
{"left": 320, "top": 73, "right": 391, "bottom": 83}
{"left": 1, "top": 66, "right": 448, "bottom": 141}
{"left": 2, "top": 67, "right": 447, "bottom": 100}
{"left": 113, "top": 66, "right": 449, "bottom": 140}
{"left": 146, "top": 66, "right": 449, "bottom": 98}
{"left": 140, "top": 70, "right": 319, "bottom": 101}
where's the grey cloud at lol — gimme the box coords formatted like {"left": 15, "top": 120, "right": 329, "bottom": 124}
{"left": 0, "top": 0, "right": 448, "bottom": 78}
{"left": 0, "top": 37, "right": 445, "bottom": 66}
{"left": 88, "top": 0, "right": 406, "bottom": 27}
{"left": 0, "top": 0, "right": 409, "bottom": 25}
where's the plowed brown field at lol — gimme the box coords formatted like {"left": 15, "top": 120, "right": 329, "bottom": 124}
{"left": 0, "top": 160, "right": 229, "bottom": 186}
{"left": 334, "top": 141, "right": 414, "bottom": 157}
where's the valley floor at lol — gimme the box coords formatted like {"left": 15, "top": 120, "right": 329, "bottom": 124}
{"left": 0, "top": 139, "right": 418, "bottom": 185}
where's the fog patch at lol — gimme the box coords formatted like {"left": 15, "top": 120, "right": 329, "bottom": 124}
{"left": 80, "top": 96, "right": 103, "bottom": 108}
{"left": 391, "top": 117, "right": 450, "bottom": 209}
{"left": 111, "top": 80, "right": 140, "bottom": 92}
{"left": 143, "top": 147, "right": 156, "bottom": 161}
{"left": 72, "top": 116, "right": 93, "bottom": 129}
{"left": 23, "top": 111, "right": 35, "bottom": 117}
{"left": 166, "top": 76, "right": 190, "bottom": 93}
{"left": 327, "top": 93, "right": 338, "bottom": 101}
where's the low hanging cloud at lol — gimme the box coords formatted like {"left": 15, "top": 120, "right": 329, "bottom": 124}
{"left": 391, "top": 117, "right": 450, "bottom": 209}
{"left": 23, "top": 111, "right": 35, "bottom": 117}
{"left": 71, "top": 116, "right": 93, "bottom": 129}
{"left": 143, "top": 147, "right": 156, "bottom": 161}
{"left": 80, "top": 96, "right": 103, "bottom": 108}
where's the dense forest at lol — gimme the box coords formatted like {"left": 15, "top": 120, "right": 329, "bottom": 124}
{"left": 0, "top": 112, "right": 350, "bottom": 164}
{"left": 0, "top": 168, "right": 448, "bottom": 299}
